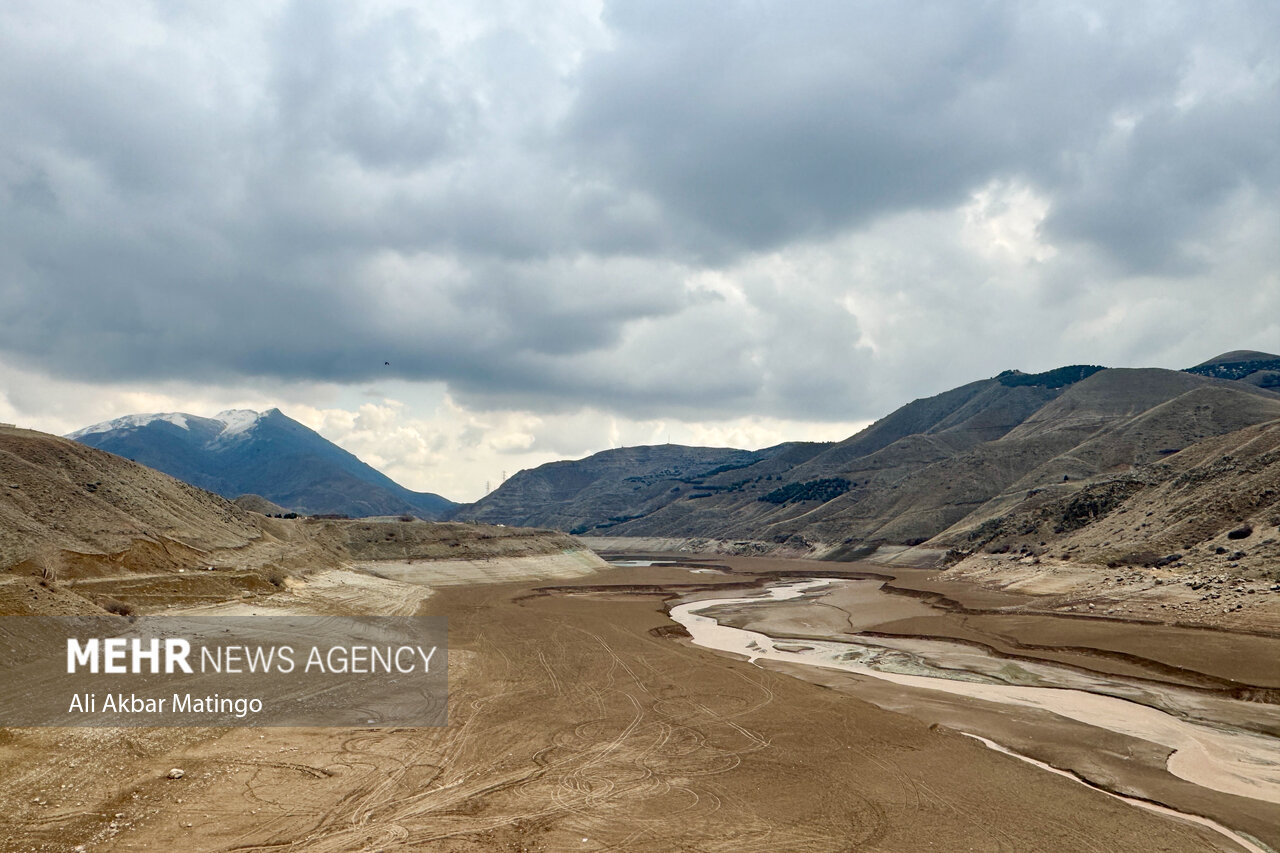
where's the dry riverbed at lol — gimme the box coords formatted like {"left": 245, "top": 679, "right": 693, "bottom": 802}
{"left": 1, "top": 552, "right": 1276, "bottom": 852}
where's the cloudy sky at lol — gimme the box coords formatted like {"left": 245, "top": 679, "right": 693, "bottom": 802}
{"left": 2, "top": 1, "right": 1278, "bottom": 501}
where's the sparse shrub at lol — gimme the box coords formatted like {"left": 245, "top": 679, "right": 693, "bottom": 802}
{"left": 1185, "top": 357, "right": 1280, "bottom": 381}
{"left": 701, "top": 460, "right": 758, "bottom": 478}
{"left": 759, "top": 478, "right": 852, "bottom": 505}
{"left": 264, "top": 569, "right": 287, "bottom": 588}
{"left": 1111, "top": 550, "right": 1161, "bottom": 568}
{"left": 1057, "top": 482, "right": 1144, "bottom": 533}
{"left": 33, "top": 546, "right": 61, "bottom": 584}
{"left": 997, "top": 365, "right": 1106, "bottom": 389}
{"left": 399, "top": 514, "right": 415, "bottom": 522}
{"left": 1227, "top": 524, "right": 1253, "bottom": 540}
{"left": 101, "top": 598, "right": 136, "bottom": 620}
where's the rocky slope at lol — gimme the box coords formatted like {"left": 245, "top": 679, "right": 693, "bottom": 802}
{"left": 0, "top": 424, "right": 305, "bottom": 642}
{"left": 1, "top": 425, "right": 582, "bottom": 626}
{"left": 463, "top": 357, "right": 1280, "bottom": 563}
{"left": 233, "top": 493, "right": 292, "bottom": 515}
{"left": 458, "top": 443, "right": 820, "bottom": 533}
{"left": 937, "top": 417, "right": 1280, "bottom": 575}
{"left": 70, "top": 408, "right": 456, "bottom": 519}
{"left": 1, "top": 424, "right": 262, "bottom": 568}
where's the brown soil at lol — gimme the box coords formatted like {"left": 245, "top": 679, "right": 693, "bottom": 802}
{"left": 1, "top": 558, "right": 1270, "bottom": 852}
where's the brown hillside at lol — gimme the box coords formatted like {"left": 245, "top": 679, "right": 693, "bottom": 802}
{"left": 233, "top": 493, "right": 292, "bottom": 515}
{"left": 0, "top": 425, "right": 261, "bottom": 569}
{"left": 1, "top": 425, "right": 583, "bottom": 626}
{"left": 935, "top": 418, "right": 1280, "bottom": 581}
{"left": 997, "top": 368, "right": 1210, "bottom": 442}
{"left": 940, "top": 383, "right": 1280, "bottom": 541}
{"left": 1193, "top": 349, "right": 1280, "bottom": 366}
{"left": 550, "top": 368, "right": 1280, "bottom": 555}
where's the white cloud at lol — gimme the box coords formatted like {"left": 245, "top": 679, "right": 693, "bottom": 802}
{"left": 961, "top": 181, "right": 1057, "bottom": 265}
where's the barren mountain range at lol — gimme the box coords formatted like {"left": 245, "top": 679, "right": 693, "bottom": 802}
{"left": 463, "top": 351, "right": 1280, "bottom": 571}
{"left": 52, "top": 350, "right": 1280, "bottom": 579}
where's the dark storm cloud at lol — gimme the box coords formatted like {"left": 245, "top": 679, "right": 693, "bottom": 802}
{"left": 1045, "top": 89, "right": 1280, "bottom": 274}
{"left": 567, "top": 1, "right": 1027, "bottom": 255}
{"left": 566, "top": 0, "right": 1279, "bottom": 265}
{"left": 1, "top": 0, "right": 1278, "bottom": 421}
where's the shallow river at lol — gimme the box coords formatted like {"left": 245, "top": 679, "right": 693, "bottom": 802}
{"left": 669, "top": 579, "right": 1280, "bottom": 852}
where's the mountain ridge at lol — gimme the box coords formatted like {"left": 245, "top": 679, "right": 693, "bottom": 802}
{"left": 69, "top": 408, "right": 456, "bottom": 519}
{"left": 461, "top": 359, "right": 1280, "bottom": 562}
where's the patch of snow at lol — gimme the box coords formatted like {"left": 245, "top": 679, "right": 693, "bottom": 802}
{"left": 214, "top": 409, "right": 263, "bottom": 437}
{"left": 68, "top": 412, "right": 190, "bottom": 438}
{"left": 67, "top": 409, "right": 274, "bottom": 441}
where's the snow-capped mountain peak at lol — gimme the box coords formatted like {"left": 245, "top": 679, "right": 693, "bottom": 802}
{"left": 213, "top": 409, "right": 265, "bottom": 437}
{"left": 68, "top": 412, "right": 192, "bottom": 439}
{"left": 66, "top": 406, "right": 455, "bottom": 519}
{"left": 68, "top": 409, "right": 279, "bottom": 442}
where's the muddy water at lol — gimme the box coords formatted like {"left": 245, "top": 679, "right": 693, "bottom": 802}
{"left": 669, "top": 580, "right": 1280, "bottom": 809}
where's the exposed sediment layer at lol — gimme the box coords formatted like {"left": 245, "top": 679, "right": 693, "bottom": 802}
{"left": 2, "top": 553, "right": 1275, "bottom": 851}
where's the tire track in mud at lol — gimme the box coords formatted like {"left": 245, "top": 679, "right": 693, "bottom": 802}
{"left": 8, "top": 570, "right": 1242, "bottom": 853}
